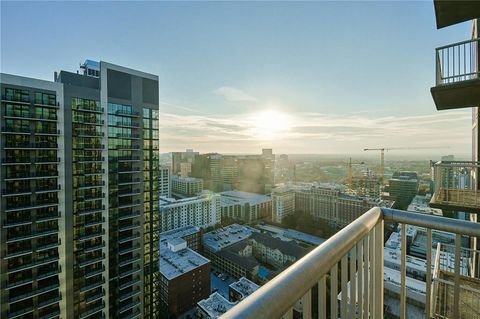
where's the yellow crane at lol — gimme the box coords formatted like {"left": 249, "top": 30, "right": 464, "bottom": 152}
{"left": 363, "top": 148, "right": 390, "bottom": 185}
{"left": 364, "top": 146, "right": 446, "bottom": 185}
{"left": 347, "top": 157, "right": 365, "bottom": 189}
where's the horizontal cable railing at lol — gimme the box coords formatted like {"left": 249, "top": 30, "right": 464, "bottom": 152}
{"left": 220, "top": 207, "right": 480, "bottom": 319}
{"left": 435, "top": 38, "right": 479, "bottom": 85}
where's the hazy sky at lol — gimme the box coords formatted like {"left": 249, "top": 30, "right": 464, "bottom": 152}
{"left": 0, "top": 1, "right": 474, "bottom": 157}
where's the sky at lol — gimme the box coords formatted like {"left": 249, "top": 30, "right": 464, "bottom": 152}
{"left": 0, "top": 1, "right": 474, "bottom": 157}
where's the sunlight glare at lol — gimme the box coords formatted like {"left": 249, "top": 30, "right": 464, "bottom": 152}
{"left": 250, "top": 109, "right": 291, "bottom": 140}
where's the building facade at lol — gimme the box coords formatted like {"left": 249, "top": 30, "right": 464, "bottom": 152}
{"left": 171, "top": 176, "right": 203, "bottom": 198}
{"left": 160, "top": 193, "right": 221, "bottom": 232}
{"left": 159, "top": 165, "right": 171, "bottom": 198}
{"left": 0, "top": 59, "right": 160, "bottom": 319}
{"left": 220, "top": 190, "right": 272, "bottom": 223}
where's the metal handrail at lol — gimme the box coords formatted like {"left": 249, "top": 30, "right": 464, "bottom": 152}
{"left": 435, "top": 37, "right": 480, "bottom": 51}
{"left": 221, "top": 207, "right": 383, "bottom": 319}
{"left": 221, "top": 207, "right": 480, "bottom": 319}
{"left": 435, "top": 37, "right": 479, "bottom": 86}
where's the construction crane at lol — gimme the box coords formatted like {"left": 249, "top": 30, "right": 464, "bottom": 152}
{"left": 363, "top": 148, "right": 390, "bottom": 185}
{"left": 347, "top": 157, "right": 365, "bottom": 189}
{"left": 364, "top": 146, "right": 446, "bottom": 185}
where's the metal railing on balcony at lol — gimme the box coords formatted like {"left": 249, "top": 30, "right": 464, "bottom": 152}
{"left": 431, "top": 160, "right": 480, "bottom": 212}
{"left": 220, "top": 207, "right": 480, "bottom": 319}
{"left": 435, "top": 38, "right": 479, "bottom": 86}
{"left": 431, "top": 243, "right": 480, "bottom": 319}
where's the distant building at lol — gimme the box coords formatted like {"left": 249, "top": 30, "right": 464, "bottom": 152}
{"left": 197, "top": 292, "right": 236, "bottom": 319}
{"left": 190, "top": 149, "right": 275, "bottom": 194}
{"left": 220, "top": 190, "right": 272, "bottom": 223}
{"left": 160, "top": 192, "right": 221, "bottom": 232}
{"left": 171, "top": 175, "right": 203, "bottom": 197}
{"left": 160, "top": 225, "right": 202, "bottom": 252}
{"left": 272, "top": 186, "right": 296, "bottom": 223}
{"left": 203, "top": 224, "right": 310, "bottom": 282}
{"left": 272, "top": 183, "right": 393, "bottom": 227}
{"left": 172, "top": 148, "right": 199, "bottom": 176}
{"left": 160, "top": 237, "right": 210, "bottom": 318}
{"left": 388, "top": 171, "right": 419, "bottom": 209}
{"left": 197, "top": 277, "right": 259, "bottom": 318}
{"left": 160, "top": 165, "right": 171, "bottom": 198}
{"left": 228, "top": 277, "right": 259, "bottom": 302}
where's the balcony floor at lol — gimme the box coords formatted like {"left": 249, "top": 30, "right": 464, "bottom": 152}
{"left": 431, "top": 78, "right": 480, "bottom": 110}
{"left": 430, "top": 188, "right": 480, "bottom": 213}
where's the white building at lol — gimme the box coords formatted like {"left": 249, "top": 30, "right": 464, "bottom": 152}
{"left": 160, "top": 165, "right": 171, "bottom": 198}
{"left": 220, "top": 190, "right": 272, "bottom": 223}
{"left": 160, "top": 192, "right": 221, "bottom": 232}
{"left": 171, "top": 175, "right": 203, "bottom": 197}
{"left": 272, "top": 186, "right": 296, "bottom": 223}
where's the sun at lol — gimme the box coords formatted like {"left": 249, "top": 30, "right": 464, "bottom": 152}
{"left": 250, "top": 110, "right": 291, "bottom": 140}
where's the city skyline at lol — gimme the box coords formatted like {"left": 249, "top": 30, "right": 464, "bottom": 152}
{"left": 0, "top": 1, "right": 473, "bottom": 156}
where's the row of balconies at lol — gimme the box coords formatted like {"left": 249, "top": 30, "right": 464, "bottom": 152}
{"left": 3, "top": 111, "right": 57, "bottom": 122}
{"left": 2, "top": 156, "right": 60, "bottom": 164}
{"left": 1, "top": 127, "right": 60, "bottom": 135}
{"left": 6, "top": 227, "right": 59, "bottom": 243}
{"left": 4, "top": 142, "right": 58, "bottom": 149}
{"left": 2, "top": 185, "right": 61, "bottom": 197}
{"left": 2, "top": 94, "right": 58, "bottom": 107}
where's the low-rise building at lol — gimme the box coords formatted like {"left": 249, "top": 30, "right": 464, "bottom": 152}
{"left": 160, "top": 225, "right": 202, "bottom": 252}
{"left": 197, "top": 277, "right": 259, "bottom": 319}
{"left": 203, "top": 224, "right": 310, "bottom": 282}
{"left": 197, "top": 292, "right": 236, "bottom": 319}
{"left": 160, "top": 192, "right": 221, "bottom": 232}
{"left": 171, "top": 175, "right": 203, "bottom": 197}
{"left": 228, "top": 277, "right": 259, "bottom": 302}
{"left": 160, "top": 237, "right": 210, "bottom": 318}
{"left": 220, "top": 190, "right": 272, "bottom": 223}
{"left": 272, "top": 182, "right": 393, "bottom": 227}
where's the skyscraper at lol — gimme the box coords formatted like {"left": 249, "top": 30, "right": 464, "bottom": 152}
{"left": 0, "top": 59, "right": 160, "bottom": 319}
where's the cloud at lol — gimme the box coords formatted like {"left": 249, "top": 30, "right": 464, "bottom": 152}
{"left": 213, "top": 86, "right": 258, "bottom": 102}
{"left": 159, "top": 109, "right": 471, "bottom": 155}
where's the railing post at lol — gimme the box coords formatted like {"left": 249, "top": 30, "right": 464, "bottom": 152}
{"left": 400, "top": 224, "right": 406, "bottom": 319}
{"left": 426, "top": 229, "right": 432, "bottom": 319}
{"left": 318, "top": 276, "right": 327, "bottom": 319}
{"left": 373, "top": 221, "right": 384, "bottom": 319}
{"left": 453, "top": 234, "right": 461, "bottom": 319}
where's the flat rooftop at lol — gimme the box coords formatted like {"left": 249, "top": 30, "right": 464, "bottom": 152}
{"left": 220, "top": 191, "right": 271, "bottom": 206}
{"left": 256, "top": 224, "right": 325, "bottom": 246}
{"left": 229, "top": 277, "right": 259, "bottom": 299}
{"left": 204, "top": 224, "right": 253, "bottom": 252}
{"left": 160, "top": 192, "right": 216, "bottom": 208}
{"left": 197, "top": 292, "right": 236, "bottom": 318}
{"left": 160, "top": 240, "right": 210, "bottom": 280}
{"left": 172, "top": 176, "right": 203, "bottom": 182}
{"left": 160, "top": 225, "right": 200, "bottom": 242}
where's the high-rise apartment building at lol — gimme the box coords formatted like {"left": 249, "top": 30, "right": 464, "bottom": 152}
{"left": 1, "top": 74, "right": 65, "bottom": 319}
{"left": 0, "top": 59, "right": 160, "bottom": 319}
{"left": 171, "top": 149, "right": 198, "bottom": 176}
{"left": 160, "top": 165, "right": 171, "bottom": 198}
{"left": 387, "top": 171, "right": 419, "bottom": 210}
{"left": 190, "top": 150, "right": 274, "bottom": 194}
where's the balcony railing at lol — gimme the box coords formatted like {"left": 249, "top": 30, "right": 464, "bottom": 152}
{"left": 435, "top": 38, "right": 479, "bottom": 86}
{"left": 430, "top": 160, "right": 480, "bottom": 212}
{"left": 220, "top": 207, "right": 480, "bottom": 319}
{"left": 432, "top": 243, "right": 480, "bottom": 319}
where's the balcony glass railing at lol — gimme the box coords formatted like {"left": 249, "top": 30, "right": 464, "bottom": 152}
{"left": 435, "top": 38, "right": 480, "bottom": 86}
{"left": 431, "top": 161, "right": 480, "bottom": 212}
{"left": 221, "top": 207, "right": 480, "bottom": 319}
